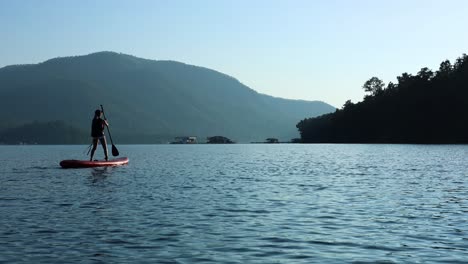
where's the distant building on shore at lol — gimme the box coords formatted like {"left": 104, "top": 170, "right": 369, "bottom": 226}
{"left": 265, "top": 138, "right": 279, "bottom": 143}
{"left": 171, "top": 136, "right": 197, "bottom": 144}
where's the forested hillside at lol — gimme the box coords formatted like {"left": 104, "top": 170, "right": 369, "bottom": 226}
{"left": 297, "top": 54, "right": 468, "bottom": 143}
{"left": 0, "top": 52, "right": 335, "bottom": 143}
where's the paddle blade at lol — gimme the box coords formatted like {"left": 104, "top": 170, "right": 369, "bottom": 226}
{"left": 111, "top": 144, "right": 119, "bottom": 156}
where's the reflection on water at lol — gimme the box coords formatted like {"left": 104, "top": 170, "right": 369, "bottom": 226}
{"left": 0, "top": 144, "right": 468, "bottom": 263}
{"left": 89, "top": 167, "right": 112, "bottom": 183}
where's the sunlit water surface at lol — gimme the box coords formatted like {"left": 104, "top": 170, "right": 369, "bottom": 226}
{"left": 1, "top": 144, "right": 467, "bottom": 263}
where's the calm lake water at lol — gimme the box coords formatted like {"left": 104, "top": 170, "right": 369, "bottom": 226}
{"left": 1, "top": 144, "right": 467, "bottom": 263}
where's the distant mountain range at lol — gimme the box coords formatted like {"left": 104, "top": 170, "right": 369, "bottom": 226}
{"left": 0, "top": 52, "right": 335, "bottom": 143}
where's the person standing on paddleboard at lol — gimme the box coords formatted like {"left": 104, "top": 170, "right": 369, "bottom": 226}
{"left": 90, "top": 109, "right": 109, "bottom": 161}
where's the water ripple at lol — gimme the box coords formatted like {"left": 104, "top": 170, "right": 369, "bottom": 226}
{"left": 1, "top": 144, "right": 468, "bottom": 263}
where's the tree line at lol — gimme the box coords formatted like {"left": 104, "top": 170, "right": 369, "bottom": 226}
{"left": 0, "top": 121, "right": 88, "bottom": 144}
{"left": 297, "top": 54, "right": 468, "bottom": 143}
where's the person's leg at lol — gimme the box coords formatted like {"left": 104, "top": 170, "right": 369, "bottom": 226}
{"left": 100, "top": 137, "right": 109, "bottom": 161}
{"left": 90, "top": 138, "right": 98, "bottom": 161}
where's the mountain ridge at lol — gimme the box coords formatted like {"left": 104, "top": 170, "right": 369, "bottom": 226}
{"left": 0, "top": 51, "right": 335, "bottom": 143}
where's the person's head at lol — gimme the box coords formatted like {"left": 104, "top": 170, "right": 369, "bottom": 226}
{"left": 94, "top": 109, "right": 102, "bottom": 117}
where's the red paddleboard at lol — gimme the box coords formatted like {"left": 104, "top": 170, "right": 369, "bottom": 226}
{"left": 60, "top": 157, "right": 129, "bottom": 168}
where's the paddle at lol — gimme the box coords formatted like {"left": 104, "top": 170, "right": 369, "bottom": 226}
{"left": 100, "top": 105, "right": 119, "bottom": 157}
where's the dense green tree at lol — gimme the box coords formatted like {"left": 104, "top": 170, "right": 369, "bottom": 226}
{"left": 417, "top": 67, "right": 434, "bottom": 81}
{"left": 436, "top": 60, "right": 452, "bottom": 79}
{"left": 453, "top": 53, "right": 467, "bottom": 72}
{"left": 297, "top": 53, "right": 468, "bottom": 144}
{"left": 342, "top": 100, "right": 354, "bottom": 110}
{"left": 363, "top": 77, "right": 385, "bottom": 96}
{"left": 386, "top": 82, "right": 396, "bottom": 91}
{"left": 397, "top": 72, "right": 414, "bottom": 87}
{"left": 206, "top": 136, "right": 234, "bottom": 144}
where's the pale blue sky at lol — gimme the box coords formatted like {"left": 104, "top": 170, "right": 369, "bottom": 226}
{"left": 1, "top": 0, "right": 467, "bottom": 107}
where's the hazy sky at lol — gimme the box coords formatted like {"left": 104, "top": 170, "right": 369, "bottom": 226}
{"left": 1, "top": 0, "right": 467, "bottom": 107}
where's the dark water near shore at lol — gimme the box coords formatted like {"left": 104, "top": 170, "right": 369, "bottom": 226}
{"left": 1, "top": 144, "right": 468, "bottom": 263}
